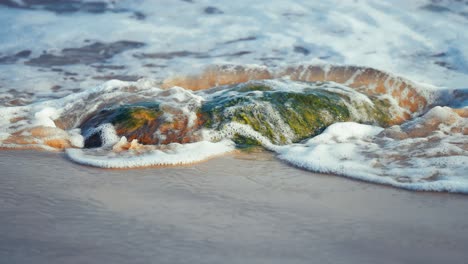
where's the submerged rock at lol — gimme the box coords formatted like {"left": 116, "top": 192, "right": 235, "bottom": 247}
{"left": 81, "top": 102, "right": 205, "bottom": 148}
{"left": 201, "top": 81, "right": 393, "bottom": 145}
{"left": 80, "top": 80, "right": 395, "bottom": 148}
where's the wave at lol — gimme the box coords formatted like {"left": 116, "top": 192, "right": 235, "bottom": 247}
{"left": 162, "top": 65, "right": 437, "bottom": 123}
{"left": 0, "top": 64, "right": 466, "bottom": 193}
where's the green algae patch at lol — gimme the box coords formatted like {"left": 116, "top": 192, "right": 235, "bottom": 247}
{"left": 200, "top": 96, "right": 251, "bottom": 128}
{"left": 80, "top": 102, "right": 160, "bottom": 132}
{"left": 368, "top": 97, "right": 393, "bottom": 126}
{"left": 113, "top": 105, "right": 162, "bottom": 132}
{"left": 264, "top": 90, "right": 351, "bottom": 141}
{"left": 230, "top": 106, "right": 280, "bottom": 143}
{"left": 232, "top": 134, "right": 262, "bottom": 147}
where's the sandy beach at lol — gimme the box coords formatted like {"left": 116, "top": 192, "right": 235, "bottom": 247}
{"left": 1, "top": 150, "right": 467, "bottom": 264}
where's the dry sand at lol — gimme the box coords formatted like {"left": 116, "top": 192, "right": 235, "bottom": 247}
{"left": 0, "top": 150, "right": 467, "bottom": 264}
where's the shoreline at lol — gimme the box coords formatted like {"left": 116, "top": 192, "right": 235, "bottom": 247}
{"left": 3, "top": 147, "right": 468, "bottom": 194}
{"left": 1, "top": 150, "right": 467, "bottom": 263}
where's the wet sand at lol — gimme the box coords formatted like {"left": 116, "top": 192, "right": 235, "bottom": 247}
{"left": 0, "top": 150, "right": 467, "bottom": 264}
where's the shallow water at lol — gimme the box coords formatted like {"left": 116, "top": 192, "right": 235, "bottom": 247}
{"left": 0, "top": 76, "right": 465, "bottom": 192}
{"left": 1, "top": 150, "right": 468, "bottom": 264}
{"left": 0, "top": 1, "right": 467, "bottom": 191}
{"left": 1, "top": 0, "right": 468, "bottom": 105}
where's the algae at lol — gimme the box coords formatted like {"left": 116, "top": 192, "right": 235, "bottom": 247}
{"left": 201, "top": 86, "right": 354, "bottom": 144}
{"left": 81, "top": 81, "right": 395, "bottom": 148}
{"left": 264, "top": 91, "right": 351, "bottom": 141}
{"left": 112, "top": 103, "right": 162, "bottom": 132}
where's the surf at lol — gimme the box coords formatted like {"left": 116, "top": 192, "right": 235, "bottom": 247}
{"left": 0, "top": 64, "right": 466, "bottom": 193}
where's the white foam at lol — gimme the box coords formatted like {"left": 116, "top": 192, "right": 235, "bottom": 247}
{"left": 208, "top": 122, "right": 277, "bottom": 150}
{"left": 94, "top": 123, "right": 120, "bottom": 148}
{"left": 33, "top": 107, "right": 58, "bottom": 127}
{"left": 275, "top": 120, "right": 468, "bottom": 193}
{"left": 68, "top": 128, "right": 84, "bottom": 148}
{"left": 66, "top": 139, "right": 235, "bottom": 168}
{"left": 308, "top": 122, "right": 384, "bottom": 143}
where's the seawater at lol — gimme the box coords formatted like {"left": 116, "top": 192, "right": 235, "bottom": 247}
{"left": 0, "top": 65, "right": 466, "bottom": 193}
{"left": 0, "top": 1, "right": 467, "bottom": 193}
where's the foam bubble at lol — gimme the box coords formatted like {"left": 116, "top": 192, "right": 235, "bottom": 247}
{"left": 68, "top": 129, "right": 84, "bottom": 148}
{"left": 308, "top": 122, "right": 384, "bottom": 143}
{"left": 93, "top": 123, "right": 120, "bottom": 148}
{"left": 33, "top": 107, "right": 58, "bottom": 127}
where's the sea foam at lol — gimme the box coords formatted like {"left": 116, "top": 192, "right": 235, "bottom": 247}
{"left": 66, "top": 139, "right": 235, "bottom": 168}
{"left": 0, "top": 71, "right": 466, "bottom": 193}
{"left": 276, "top": 111, "right": 468, "bottom": 193}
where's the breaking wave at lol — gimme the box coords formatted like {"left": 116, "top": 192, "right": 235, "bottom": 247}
{"left": 0, "top": 65, "right": 466, "bottom": 193}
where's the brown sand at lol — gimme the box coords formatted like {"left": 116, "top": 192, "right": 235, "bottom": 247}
{"left": 0, "top": 150, "right": 467, "bottom": 264}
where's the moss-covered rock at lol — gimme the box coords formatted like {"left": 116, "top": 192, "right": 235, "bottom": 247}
{"left": 81, "top": 102, "right": 204, "bottom": 148}
{"left": 201, "top": 87, "right": 350, "bottom": 144}
{"left": 264, "top": 90, "right": 351, "bottom": 141}
{"left": 81, "top": 81, "right": 394, "bottom": 148}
